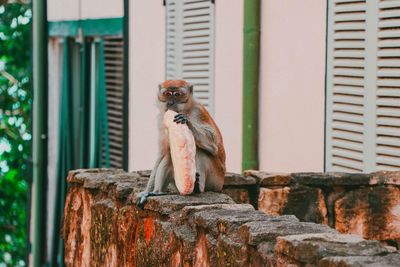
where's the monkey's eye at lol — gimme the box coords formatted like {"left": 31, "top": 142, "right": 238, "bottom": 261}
{"left": 174, "top": 92, "right": 181, "bottom": 97}
{"left": 165, "top": 92, "right": 172, "bottom": 97}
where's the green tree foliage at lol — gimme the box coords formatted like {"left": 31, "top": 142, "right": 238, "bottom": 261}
{"left": 0, "top": 3, "right": 32, "bottom": 266}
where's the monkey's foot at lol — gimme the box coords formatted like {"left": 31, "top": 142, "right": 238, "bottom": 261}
{"left": 136, "top": 191, "right": 175, "bottom": 209}
{"left": 173, "top": 113, "right": 188, "bottom": 124}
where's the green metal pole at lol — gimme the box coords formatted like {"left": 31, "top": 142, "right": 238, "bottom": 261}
{"left": 123, "top": 0, "right": 129, "bottom": 171}
{"left": 242, "top": 0, "right": 261, "bottom": 171}
{"left": 32, "top": 0, "right": 48, "bottom": 266}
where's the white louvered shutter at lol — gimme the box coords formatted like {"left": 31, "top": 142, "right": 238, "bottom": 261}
{"left": 103, "top": 36, "right": 125, "bottom": 168}
{"left": 326, "top": 0, "right": 367, "bottom": 172}
{"left": 165, "top": 0, "right": 215, "bottom": 114}
{"left": 376, "top": 0, "right": 400, "bottom": 170}
{"left": 326, "top": 0, "right": 400, "bottom": 172}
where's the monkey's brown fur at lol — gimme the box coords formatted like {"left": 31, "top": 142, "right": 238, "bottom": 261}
{"left": 138, "top": 80, "right": 226, "bottom": 203}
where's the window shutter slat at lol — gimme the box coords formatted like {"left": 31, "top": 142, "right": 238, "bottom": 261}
{"left": 165, "top": 0, "right": 215, "bottom": 114}
{"left": 103, "top": 36, "right": 125, "bottom": 169}
{"left": 376, "top": 0, "right": 400, "bottom": 170}
{"left": 326, "top": 0, "right": 367, "bottom": 172}
{"left": 327, "top": 0, "right": 400, "bottom": 172}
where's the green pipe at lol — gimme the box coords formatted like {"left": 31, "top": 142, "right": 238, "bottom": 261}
{"left": 242, "top": 0, "right": 261, "bottom": 171}
{"left": 32, "top": 0, "right": 48, "bottom": 266}
{"left": 123, "top": 0, "right": 129, "bottom": 171}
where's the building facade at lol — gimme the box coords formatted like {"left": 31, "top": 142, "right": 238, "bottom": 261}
{"left": 35, "top": 0, "right": 400, "bottom": 264}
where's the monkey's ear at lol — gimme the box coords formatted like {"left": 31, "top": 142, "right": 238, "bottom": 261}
{"left": 188, "top": 84, "right": 193, "bottom": 94}
{"left": 158, "top": 83, "right": 163, "bottom": 91}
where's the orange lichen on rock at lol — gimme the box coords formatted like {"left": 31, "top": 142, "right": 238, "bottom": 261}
{"left": 143, "top": 218, "right": 155, "bottom": 245}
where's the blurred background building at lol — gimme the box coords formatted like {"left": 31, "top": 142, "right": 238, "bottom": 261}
{"left": 28, "top": 0, "right": 400, "bottom": 265}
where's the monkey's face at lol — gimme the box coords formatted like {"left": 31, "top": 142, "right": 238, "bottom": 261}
{"left": 158, "top": 84, "right": 193, "bottom": 113}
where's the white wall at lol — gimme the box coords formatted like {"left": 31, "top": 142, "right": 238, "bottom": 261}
{"left": 259, "top": 0, "right": 327, "bottom": 172}
{"left": 47, "top": 0, "right": 123, "bottom": 21}
{"left": 128, "top": 0, "right": 165, "bottom": 171}
{"left": 214, "top": 0, "right": 243, "bottom": 173}
{"left": 80, "top": 0, "right": 123, "bottom": 19}
{"left": 47, "top": 0, "right": 79, "bottom": 21}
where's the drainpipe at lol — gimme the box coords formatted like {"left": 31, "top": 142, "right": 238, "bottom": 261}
{"left": 242, "top": 0, "right": 261, "bottom": 171}
{"left": 32, "top": 0, "right": 48, "bottom": 266}
{"left": 123, "top": 0, "right": 129, "bottom": 171}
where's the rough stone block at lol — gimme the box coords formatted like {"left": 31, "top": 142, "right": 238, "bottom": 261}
{"left": 244, "top": 170, "right": 292, "bottom": 186}
{"left": 292, "top": 172, "right": 370, "bottom": 186}
{"left": 89, "top": 199, "right": 117, "bottom": 265}
{"left": 335, "top": 186, "right": 400, "bottom": 242}
{"left": 67, "top": 168, "right": 124, "bottom": 184}
{"left": 63, "top": 187, "right": 94, "bottom": 266}
{"left": 191, "top": 206, "right": 271, "bottom": 236}
{"left": 238, "top": 219, "right": 331, "bottom": 246}
{"left": 292, "top": 171, "right": 400, "bottom": 186}
{"left": 143, "top": 192, "right": 235, "bottom": 215}
{"left": 258, "top": 185, "right": 328, "bottom": 224}
{"left": 224, "top": 172, "right": 257, "bottom": 186}
{"left": 369, "top": 171, "right": 400, "bottom": 185}
{"left": 258, "top": 187, "right": 291, "bottom": 216}
{"left": 275, "top": 233, "right": 391, "bottom": 266}
{"left": 222, "top": 188, "right": 251, "bottom": 204}
{"left": 318, "top": 253, "right": 400, "bottom": 267}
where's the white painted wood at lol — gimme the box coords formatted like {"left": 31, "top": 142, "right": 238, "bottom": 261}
{"left": 165, "top": 0, "right": 215, "bottom": 114}
{"left": 326, "top": 0, "right": 400, "bottom": 171}
{"left": 376, "top": 0, "right": 400, "bottom": 171}
{"left": 326, "top": 0, "right": 367, "bottom": 172}
{"left": 363, "top": 0, "right": 378, "bottom": 172}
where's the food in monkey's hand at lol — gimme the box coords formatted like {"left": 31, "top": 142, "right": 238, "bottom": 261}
{"left": 164, "top": 109, "right": 196, "bottom": 195}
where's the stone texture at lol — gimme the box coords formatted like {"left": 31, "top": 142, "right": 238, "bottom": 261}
{"left": 369, "top": 171, "right": 400, "bottom": 185}
{"left": 63, "top": 169, "right": 400, "bottom": 266}
{"left": 318, "top": 253, "right": 400, "bottom": 267}
{"left": 292, "top": 171, "right": 400, "bottom": 186}
{"left": 222, "top": 188, "right": 251, "bottom": 204}
{"left": 143, "top": 192, "right": 235, "bottom": 215}
{"left": 275, "top": 233, "right": 391, "bottom": 266}
{"left": 258, "top": 185, "right": 328, "bottom": 224}
{"left": 258, "top": 187, "right": 290, "bottom": 216}
{"left": 224, "top": 172, "right": 257, "bottom": 186}
{"left": 335, "top": 186, "right": 400, "bottom": 243}
{"left": 238, "top": 220, "right": 333, "bottom": 246}
{"left": 244, "top": 170, "right": 292, "bottom": 186}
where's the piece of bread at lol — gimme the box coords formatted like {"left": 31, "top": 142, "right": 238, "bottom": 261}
{"left": 164, "top": 110, "right": 197, "bottom": 195}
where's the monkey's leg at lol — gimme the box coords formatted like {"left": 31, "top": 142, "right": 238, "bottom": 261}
{"left": 136, "top": 155, "right": 165, "bottom": 208}
{"left": 144, "top": 156, "right": 163, "bottom": 192}
{"left": 194, "top": 151, "right": 208, "bottom": 193}
{"left": 153, "top": 154, "right": 173, "bottom": 192}
{"left": 203, "top": 157, "right": 225, "bottom": 192}
{"left": 137, "top": 155, "right": 173, "bottom": 209}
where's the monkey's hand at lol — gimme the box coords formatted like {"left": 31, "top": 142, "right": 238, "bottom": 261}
{"left": 173, "top": 113, "right": 188, "bottom": 124}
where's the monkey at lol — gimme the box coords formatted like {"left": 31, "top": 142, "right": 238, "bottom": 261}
{"left": 137, "top": 79, "right": 226, "bottom": 207}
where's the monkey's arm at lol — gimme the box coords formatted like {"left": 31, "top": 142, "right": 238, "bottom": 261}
{"left": 187, "top": 120, "right": 218, "bottom": 156}
{"left": 174, "top": 112, "right": 218, "bottom": 156}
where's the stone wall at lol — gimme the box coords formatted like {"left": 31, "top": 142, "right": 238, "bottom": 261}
{"left": 63, "top": 169, "right": 400, "bottom": 266}
{"left": 246, "top": 171, "right": 400, "bottom": 248}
